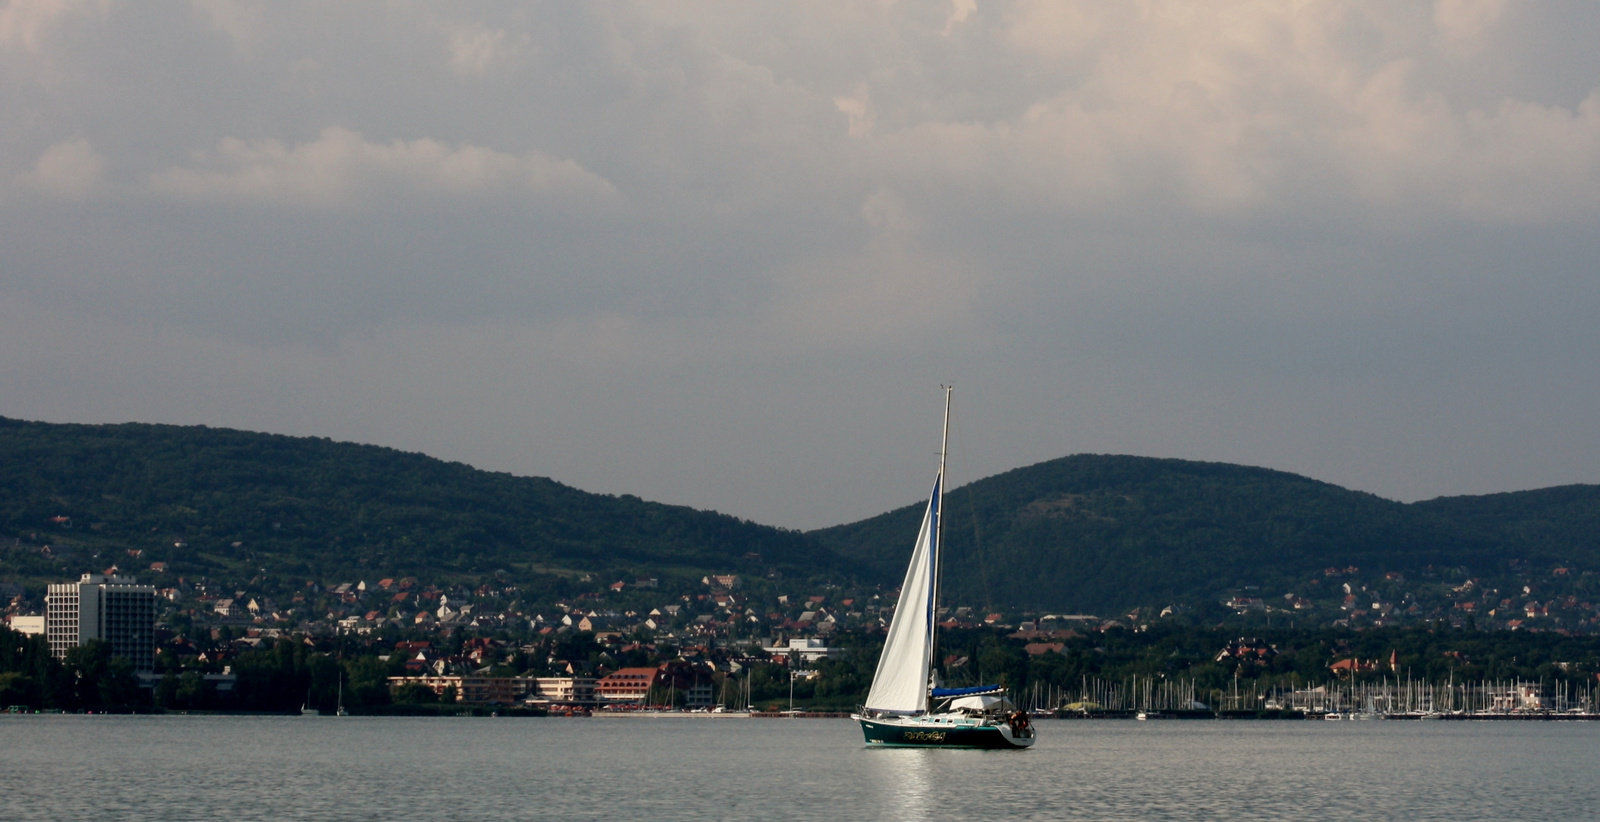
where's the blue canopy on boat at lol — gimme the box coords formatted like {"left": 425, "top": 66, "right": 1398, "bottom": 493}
{"left": 931, "top": 685, "right": 1004, "bottom": 698}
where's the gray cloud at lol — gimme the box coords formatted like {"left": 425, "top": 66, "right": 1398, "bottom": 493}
{"left": 3, "top": 1, "right": 1599, "bottom": 529}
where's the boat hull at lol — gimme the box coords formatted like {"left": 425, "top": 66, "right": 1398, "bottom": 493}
{"left": 853, "top": 716, "right": 1035, "bottom": 749}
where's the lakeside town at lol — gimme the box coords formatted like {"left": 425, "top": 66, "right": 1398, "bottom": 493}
{"left": 12, "top": 520, "right": 1600, "bottom": 641}
{"left": 7, "top": 564, "right": 1600, "bottom": 719}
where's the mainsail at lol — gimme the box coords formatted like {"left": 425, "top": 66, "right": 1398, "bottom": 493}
{"left": 863, "top": 474, "right": 940, "bottom": 714}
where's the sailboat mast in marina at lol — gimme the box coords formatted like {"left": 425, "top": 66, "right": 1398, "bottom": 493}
{"left": 852, "top": 388, "right": 1035, "bottom": 749}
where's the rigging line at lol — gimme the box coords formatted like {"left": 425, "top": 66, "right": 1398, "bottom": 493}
{"left": 947, "top": 398, "right": 994, "bottom": 614}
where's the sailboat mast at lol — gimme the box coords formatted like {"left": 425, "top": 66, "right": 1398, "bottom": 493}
{"left": 930, "top": 385, "right": 951, "bottom": 690}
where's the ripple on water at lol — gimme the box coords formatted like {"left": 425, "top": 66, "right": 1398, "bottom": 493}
{"left": 2, "top": 716, "right": 1597, "bottom": 821}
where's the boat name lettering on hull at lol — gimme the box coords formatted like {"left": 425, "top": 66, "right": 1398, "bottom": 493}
{"left": 902, "top": 731, "right": 947, "bottom": 742}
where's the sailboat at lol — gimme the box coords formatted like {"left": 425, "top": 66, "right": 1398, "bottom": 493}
{"left": 852, "top": 388, "right": 1036, "bottom": 749}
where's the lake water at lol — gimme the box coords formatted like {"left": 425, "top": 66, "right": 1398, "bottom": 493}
{"left": 2, "top": 715, "right": 1596, "bottom": 821}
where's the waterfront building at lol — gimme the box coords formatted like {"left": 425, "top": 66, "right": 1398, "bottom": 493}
{"left": 593, "top": 663, "right": 715, "bottom": 708}
{"left": 45, "top": 573, "right": 157, "bottom": 671}
{"left": 533, "top": 676, "right": 596, "bottom": 705}
{"left": 5, "top": 614, "right": 45, "bottom": 636}
{"left": 595, "top": 667, "right": 663, "bottom": 704}
{"left": 762, "top": 637, "right": 834, "bottom": 664}
{"left": 458, "top": 676, "right": 538, "bottom": 705}
{"left": 386, "top": 675, "right": 541, "bottom": 705}
{"left": 684, "top": 680, "right": 713, "bottom": 708}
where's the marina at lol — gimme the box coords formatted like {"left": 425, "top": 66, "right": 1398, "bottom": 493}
{"left": 1039, "top": 674, "right": 1600, "bottom": 720}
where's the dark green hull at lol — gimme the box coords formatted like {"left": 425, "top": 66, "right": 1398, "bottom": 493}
{"left": 855, "top": 716, "right": 1034, "bottom": 749}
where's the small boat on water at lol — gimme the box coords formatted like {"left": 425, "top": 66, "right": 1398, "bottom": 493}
{"left": 852, "top": 388, "right": 1035, "bottom": 750}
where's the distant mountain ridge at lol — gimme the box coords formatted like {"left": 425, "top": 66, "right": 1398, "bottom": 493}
{"left": 4, "top": 416, "right": 1600, "bottom": 619}
{"left": 0, "top": 416, "right": 829, "bottom": 593}
{"left": 809, "top": 454, "right": 1600, "bottom": 615}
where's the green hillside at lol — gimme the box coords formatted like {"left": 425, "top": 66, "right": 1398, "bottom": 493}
{"left": 0, "top": 417, "right": 829, "bottom": 596}
{"left": 809, "top": 455, "right": 1600, "bottom": 615}
{"left": 1412, "top": 486, "right": 1600, "bottom": 558}
{"left": 6, "top": 417, "right": 1600, "bottom": 624}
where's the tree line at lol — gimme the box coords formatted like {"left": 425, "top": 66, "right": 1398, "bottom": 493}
{"left": 9, "top": 622, "right": 1600, "bottom": 713}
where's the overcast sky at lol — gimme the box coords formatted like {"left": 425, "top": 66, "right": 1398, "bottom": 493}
{"left": 4, "top": 1, "right": 1600, "bottom": 530}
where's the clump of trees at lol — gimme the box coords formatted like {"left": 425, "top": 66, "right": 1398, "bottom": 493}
{"left": 0, "top": 625, "right": 401, "bottom": 713}
{"left": 0, "top": 628, "right": 140, "bottom": 710}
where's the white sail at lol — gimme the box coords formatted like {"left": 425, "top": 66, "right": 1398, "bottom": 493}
{"left": 863, "top": 474, "right": 940, "bottom": 714}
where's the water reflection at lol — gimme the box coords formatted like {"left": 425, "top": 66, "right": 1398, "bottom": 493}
{"left": 862, "top": 745, "right": 938, "bottom": 822}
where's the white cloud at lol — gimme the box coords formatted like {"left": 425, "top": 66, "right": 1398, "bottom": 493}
{"left": 1330, "top": 63, "right": 1600, "bottom": 222}
{"left": 941, "top": 0, "right": 975, "bottom": 37}
{"left": 1433, "top": 0, "right": 1505, "bottom": 53}
{"left": 447, "top": 23, "right": 525, "bottom": 78}
{"left": 188, "top": 0, "right": 265, "bottom": 57}
{"left": 147, "top": 127, "right": 617, "bottom": 207}
{"left": 16, "top": 135, "right": 105, "bottom": 198}
{"left": 1002, "top": 0, "right": 1122, "bottom": 59}
{"left": 798, "top": 1, "right": 1600, "bottom": 223}
{"left": 0, "top": 0, "right": 99, "bottom": 52}
{"left": 834, "top": 86, "right": 874, "bottom": 138}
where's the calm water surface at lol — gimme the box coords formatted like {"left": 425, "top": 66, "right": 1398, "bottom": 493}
{"left": 3, "top": 715, "right": 1596, "bottom": 821}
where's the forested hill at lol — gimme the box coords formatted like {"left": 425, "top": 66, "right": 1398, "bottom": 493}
{"left": 0, "top": 417, "right": 828, "bottom": 592}
{"left": 809, "top": 454, "right": 1600, "bottom": 616}
{"left": 1411, "top": 486, "right": 1600, "bottom": 559}
{"left": 8, "top": 417, "right": 1600, "bottom": 622}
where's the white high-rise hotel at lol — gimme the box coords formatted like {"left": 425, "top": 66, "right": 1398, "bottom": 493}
{"left": 46, "top": 573, "right": 157, "bottom": 672}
